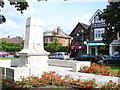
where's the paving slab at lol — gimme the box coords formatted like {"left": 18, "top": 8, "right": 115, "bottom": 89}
{"left": 48, "top": 65, "right": 120, "bottom": 85}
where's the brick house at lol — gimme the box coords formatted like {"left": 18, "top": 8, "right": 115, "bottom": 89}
{"left": 43, "top": 27, "right": 71, "bottom": 46}
{"left": 109, "top": 30, "right": 120, "bottom": 55}
{"left": 69, "top": 22, "right": 93, "bottom": 57}
{"left": 2, "top": 36, "right": 23, "bottom": 44}
{"left": 87, "top": 9, "right": 109, "bottom": 55}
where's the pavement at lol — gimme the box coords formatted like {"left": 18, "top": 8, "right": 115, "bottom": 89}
{"left": 48, "top": 65, "right": 120, "bottom": 85}
{"left": 3, "top": 56, "right": 120, "bottom": 86}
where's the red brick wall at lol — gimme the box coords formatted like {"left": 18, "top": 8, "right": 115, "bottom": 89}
{"left": 58, "top": 37, "right": 70, "bottom": 46}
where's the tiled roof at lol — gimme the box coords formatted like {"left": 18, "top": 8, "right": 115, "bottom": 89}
{"left": 80, "top": 23, "right": 89, "bottom": 30}
{"left": 69, "top": 22, "right": 89, "bottom": 36}
{"left": 43, "top": 31, "right": 71, "bottom": 38}
{"left": 2, "top": 38, "right": 23, "bottom": 43}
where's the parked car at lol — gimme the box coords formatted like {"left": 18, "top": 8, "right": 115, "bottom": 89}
{"left": 103, "top": 54, "right": 120, "bottom": 64}
{"left": 14, "top": 52, "right": 20, "bottom": 58}
{"left": 96, "top": 55, "right": 110, "bottom": 60}
{"left": 74, "top": 54, "right": 99, "bottom": 62}
{"left": 48, "top": 52, "right": 69, "bottom": 60}
{"left": 0, "top": 52, "right": 9, "bottom": 57}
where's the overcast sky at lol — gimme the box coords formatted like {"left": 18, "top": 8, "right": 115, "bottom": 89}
{"left": 0, "top": 0, "right": 108, "bottom": 38}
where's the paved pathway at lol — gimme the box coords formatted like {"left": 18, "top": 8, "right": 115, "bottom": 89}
{"left": 48, "top": 65, "right": 120, "bottom": 85}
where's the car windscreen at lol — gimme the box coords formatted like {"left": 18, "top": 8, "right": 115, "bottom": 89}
{"left": 0, "top": 52, "right": 6, "bottom": 54}
{"left": 64, "top": 53, "right": 68, "bottom": 55}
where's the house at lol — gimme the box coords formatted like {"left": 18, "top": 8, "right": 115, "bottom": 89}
{"left": 109, "top": 31, "right": 120, "bottom": 55}
{"left": 87, "top": 9, "right": 109, "bottom": 55}
{"left": 69, "top": 22, "right": 92, "bottom": 57}
{"left": 2, "top": 36, "right": 23, "bottom": 44}
{"left": 43, "top": 27, "right": 71, "bottom": 46}
{"left": 1, "top": 36, "right": 23, "bottom": 54}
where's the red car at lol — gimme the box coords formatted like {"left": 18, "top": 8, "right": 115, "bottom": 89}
{"left": 0, "top": 52, "right": 9, "bottom": 57}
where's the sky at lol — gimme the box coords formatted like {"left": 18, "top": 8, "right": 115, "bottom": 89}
{"left": 0, "top": 0, "right": 109, "bottom": 39}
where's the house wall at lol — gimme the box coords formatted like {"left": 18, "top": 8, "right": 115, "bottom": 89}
{"left": 59, "top": 37, "right": 71, "bottom": 46}
{"left": 44, "top": 36, "right": 70, "bottom": 46}
{"left": 87, "top": 9, "right": 109, "bottom": 55}
{"left": 44, "top": 36, "right": 53, "bottom": 43}
{"left": 89, "top": 28, "right": 94, "bottom": 41}
{"left": 71, "top": 26, "right": 90, "bottom": 45}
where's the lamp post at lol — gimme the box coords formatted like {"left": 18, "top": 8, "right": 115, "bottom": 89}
{"left": 84, "top": 41, "right": 87, "bottom": 44}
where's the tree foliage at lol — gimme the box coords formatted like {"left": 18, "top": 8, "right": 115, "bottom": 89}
{"left": 0, "top": 39, "right": 24, "bottom": 52}
{"left": 0, "top": 0, "right": 67, "bottom": 24}
{"left": 44, "top": 42, "right": 70, "bottom": 53}
{"left": 44, "top": 31, "right": 70, "bottom": 53}
{"left": 0, "top": 0, "right": 29, "bottom": 24}
{"left": 99, "top": 1, "right": 120, "bottom": 45}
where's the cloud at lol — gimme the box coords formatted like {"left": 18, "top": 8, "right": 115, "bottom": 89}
{"left": 0, "top": 19, "right": 25, "bottom": 38}
{"left": 77, "top": 14, "right": 92, "bottom": 25}
{"left": 24, "top": 0, "right": 36, "bottom": 17}
{"left": 63, "top": 14, "right": 92, "bottom": 35}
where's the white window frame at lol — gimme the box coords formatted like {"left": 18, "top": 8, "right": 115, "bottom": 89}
{"left": 45, "top": 37, "right": 51, "bottom": 43}
{"left": 117, "top": 31, "right": 120, "bottom": 40}
{"left": 94, "top": 28, "right": 104, "bottom": 41}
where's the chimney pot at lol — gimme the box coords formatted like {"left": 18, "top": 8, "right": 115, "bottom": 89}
{"left": 57, "top": 26, "right": 61, "bottom": 35}
{"left": 8, "top": 36, "right": 10, "bottom": 38}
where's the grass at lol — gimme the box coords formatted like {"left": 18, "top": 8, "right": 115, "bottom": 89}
{"left": 110, "top": 65, "right": 120, "bottom": 71}
{"left": 0, "top": 57, "right": 17, "bottom": 60}
{"left": 97, "top": 63, "right": 120, "bottom": 71}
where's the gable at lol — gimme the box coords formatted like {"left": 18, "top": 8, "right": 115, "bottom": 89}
{"left": 70, "top": 22, "right": 89, "bottom": 36}
{"left": 89, "top": 9, "right": 104, "bottom": 24}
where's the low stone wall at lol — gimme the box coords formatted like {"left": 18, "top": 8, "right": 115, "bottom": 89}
{"left": 0, "top": 60, "right": 11, "bottom": 67}
{"left": 0, "top": 59, "right": 19, "bottom": 67}
{"left": 48, "top": 59, "right": 78, "bottom": 68}
{"left": 0, "top": 59, "right": 91, "bottom": 72}
{"left": 11, "top": 59, "right": 20, "bottom": 67}
{"left": 72, "top": 61, "right": 90, "bottom": 72}
{"left": 48, "top": 59, "right": 91, "bottom": 72}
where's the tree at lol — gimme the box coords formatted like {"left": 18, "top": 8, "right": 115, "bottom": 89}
{"left": 99, "top": 1, "right": 120, "bottom": 45}
{"left": 1, "top": 39, "right": 24, "bottom": 52}
{"left": 44, "top": 42, "right": 70, "bottom": 53}
{"left": 0, "top": 0, "right": 67, "bottom": 24}
{"left": 44, "top": 42, "right": 62, "bottom": 53}
{"left": 0, "top": 0, "right": 29, "bottom": 24}
{"left": 44, "top": 31, "right": 70, "bottom": 53}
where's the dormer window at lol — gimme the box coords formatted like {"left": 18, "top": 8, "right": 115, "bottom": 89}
{"left": 94, "top": 15, "right": 101, "bottom": 23}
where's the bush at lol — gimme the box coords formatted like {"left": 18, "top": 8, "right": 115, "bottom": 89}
{"left": 79, "top": 63, "right": 120, "bottom": 76}
{"left": 2, "top": 71, "right": 119, "bottom": 89}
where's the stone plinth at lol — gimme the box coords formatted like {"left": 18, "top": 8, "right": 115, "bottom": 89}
{"left": 18, "top": 17, "right": 49, "bottom": 68}
{"left": 6, "top": 67, "right": 48, "bottom": 81}
{"left": 3, "top": 17, "right": 49, "bottom": 80}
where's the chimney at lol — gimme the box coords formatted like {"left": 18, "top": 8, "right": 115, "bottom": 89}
{"left": 57, "top": 26, "right": 61, "bottom": 35}
{"left": 8, "top": 36, "right": 10, "bottom": 38}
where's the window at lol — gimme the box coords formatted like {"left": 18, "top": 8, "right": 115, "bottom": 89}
{"left": 78, "top": 34, "right": 84, "bottom": 40}
{"left": 45, "top": 37, "right": 51, "bottom": 43}
{"left": 94, "top": 12, "right": 101, "bottom": 23}
{"left": 66, "top": 39, "right": 69, "bottom": 44}
{"left": 95, "top": 16, "right": 99, "bottom": 23}
{"left": 118, "top": 32, "right": 120, "bottom": 38}
{"left": 94, "top": 29, "right": 104, "bottom": 40}
{"left": 95, "top": 30, "right": 104, "bottom": 38}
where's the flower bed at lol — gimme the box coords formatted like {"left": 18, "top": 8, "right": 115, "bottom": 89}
{"left": 2, "top": 71, "right": 119, "bottom": 89}
{"left": 79, "top": 63, "right": 120, "bottom": 77}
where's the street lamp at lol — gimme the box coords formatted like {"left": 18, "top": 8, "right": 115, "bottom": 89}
{"left": 83, "top": 41, "right": 87, "bottom": 44}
